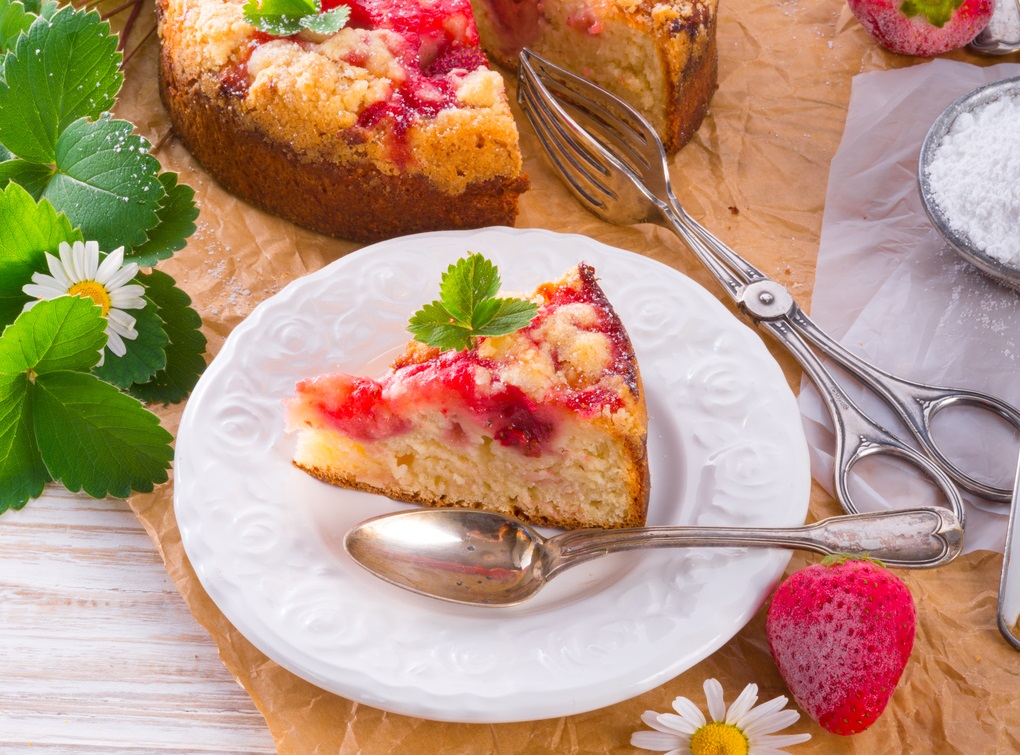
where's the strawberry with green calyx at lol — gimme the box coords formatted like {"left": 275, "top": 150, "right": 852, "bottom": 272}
{"left": 847, "top": 0, "right": 993, "bottom": 56}
{"left": 765, "top": 555, "right": 916, "bottom": 736}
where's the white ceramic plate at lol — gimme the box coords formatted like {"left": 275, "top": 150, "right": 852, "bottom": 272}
{"left": 175, "top": 227, "right": 810, "bottom": 723}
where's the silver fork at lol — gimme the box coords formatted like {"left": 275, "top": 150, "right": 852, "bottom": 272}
{"left": 516, "top": 48, "right": 1020, "bottom": 519}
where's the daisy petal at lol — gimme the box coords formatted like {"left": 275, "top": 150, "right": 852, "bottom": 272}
{"left": 45, "top": 252, "right": 71, "bottom": 289}
{"left": 641, "top": 711, "right": 680, "bottom": 734}
{"left": 105, "top": 261, "right": 140, "bottom": 291}
{"left": 630, "top": 730, "right": 684, "bottom": 752}
{"left": 724, "top": 683, "right": 758, "bottom": 726}
{"left": 704, "top": 678, "right": 726, "bottom": 722}
{"left": 23, "top": 281, "right": 65, "bottom": 301}
{"left": 742, "top": 708, "right": 801, "bottom": 738}
{"left": 657, "top": 713, "right": 700, "bottom": 736}
{"left": 95, "top": 246, "right": 126, "bottom": 284}
{"left": 82, "top": 241, "right": 100, "bottom": 278}
{"left": 670, "top": 696, "right": 707, "bottom": 728}
{"left": 106, "top": 329, "right": 126, "bottom": 357}
{"left": 755, "top": 732, "right": 813, "bottom": 748}
{"left": 732, "top": 695, "right": 789, "bottom": 734}
{"left": 59, "top": 242, "right": 81, "bottom": 283}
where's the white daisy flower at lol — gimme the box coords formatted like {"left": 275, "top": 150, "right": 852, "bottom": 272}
{"left": 23, "top": 240, "right": 145, "bottom": 365}
{"left": 631, "top": 678, "right": 811, "bottom": 755}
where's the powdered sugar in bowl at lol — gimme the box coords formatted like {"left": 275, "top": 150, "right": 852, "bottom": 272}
{"left": 918, "top": 76, "right": 1020, "bottom": 291}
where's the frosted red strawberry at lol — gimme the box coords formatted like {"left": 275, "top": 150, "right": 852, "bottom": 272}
{"left": 765, "top": 555, "right": 916, "bottom": 736}
{"left": 847, "top": 0, "right": 993, "bottom": 56}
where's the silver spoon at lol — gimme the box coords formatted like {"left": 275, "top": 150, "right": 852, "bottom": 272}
{"left": 345, "top": 506, "right": 963, "bottom": 606}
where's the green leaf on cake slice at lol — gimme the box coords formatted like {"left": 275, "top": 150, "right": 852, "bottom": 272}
{"left": 243, "top": 0, "right": 349, "bottom": 36}
{"left": 0, "top": 182, "right": 82, "bottom": 330}
{"left": 408, "top": 253, "right": 538, "bottom": 352}
{"left": 126, "top": 172, "right": 199, "bottom": 267}
{"left": 0, "top": 296, "right": 174, "bottom": 505}
{"left": 129, "top": 269, "right": 207, "bottom": 405}
{"left": 0, "top": 5, "right": 122, "bottom": 163}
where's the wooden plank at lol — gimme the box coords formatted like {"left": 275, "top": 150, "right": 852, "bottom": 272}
{"left": 0, "top": 488, "right": 276, "bottom": 753}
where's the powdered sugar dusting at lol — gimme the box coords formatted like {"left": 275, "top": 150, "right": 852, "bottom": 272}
{"left": 926, "top": 93, "right": 1020, "bottom": 266}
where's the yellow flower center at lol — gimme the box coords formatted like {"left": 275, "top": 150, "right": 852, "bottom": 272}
{"left": 689, "top": 721, "right": 749, "bottom": 755}
{"left": 68, "top": 280, "right": 112, "bottom": 316}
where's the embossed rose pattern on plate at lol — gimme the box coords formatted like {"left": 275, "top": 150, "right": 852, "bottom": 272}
{"left": 175, "top": 228, "right": 811, "bottom": 723}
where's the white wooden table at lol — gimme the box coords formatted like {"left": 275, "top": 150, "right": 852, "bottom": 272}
{"left": 0, "top": 488, "right": 276, "bottom": 753}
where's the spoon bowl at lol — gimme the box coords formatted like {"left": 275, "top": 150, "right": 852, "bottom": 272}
{"left": 345, "top": 506, "right": 963, "bottom": 606}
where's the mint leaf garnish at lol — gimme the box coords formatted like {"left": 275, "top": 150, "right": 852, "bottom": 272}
{"left": 33, "top": 370, "right": 173, "bottom": 498}
{"left": 0, "top": 182, "right": 82, "bottom": 329}
{"left": 130, "top": 269, "right": 207, "bottom": 405}
{"left": 302, "top": 4, "right": 349, "bottom": 34}
{"left": 44, "top": 114, "right": 164, "bottom": 250}
{"left": 0, "top": 5, "right": 122, "bottom": 163}
{"left": 92, "top": 296, "right": 168, "bottom": 389}
{"left": 243, "top": 0, "right": 349, "bottom": 36}
{"left": 407, "top": 253, "right": 538, "bottom": 352}
{"left": 126, "top": 172, "right": 199, "bottom": 267}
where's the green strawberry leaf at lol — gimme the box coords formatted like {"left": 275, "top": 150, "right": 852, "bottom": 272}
{"left": 21, "top": 0, "right": 59, "bottom": 18}
{"left": 92, "top": 296, "right": 168, "bottom": 389}
{"left": 130, "top": 269, "right": 206, "bottom": 405}
{"left": 899, "top": 0, "right": 964, "bottom": 28}
{"left": 0, "top": 158, "right": 54, "bottom": 198}
{"left": 0, "top": 296, "right": 106, "bottom": 375}
{"left": 0, "top": 5, "right": 122, "bottom": 163}
{"left": 301, "top": 4, "right": 349, "bottom": 34}
{"left": 42, "top": 114, "right": 164, "bottom": 250}
{"left": 32, "top": 370, "right": 173, "bottom": 498}
{"left": 0, "top": 0, "right": 33, "bottom": 52}
{"left": 0, "top": 182, "right": 82, "bottom": 329}
{"left": 0, "top": 143, "right": 11, "bottom": 161}
{"left": 0, "top": 372, "right": 50, "bottom": 511}
{"left": 408, "top": 253, "right": 537, "bottom": 351}
{"left": 125, "top": 172, "right": 199, "bottom": 267}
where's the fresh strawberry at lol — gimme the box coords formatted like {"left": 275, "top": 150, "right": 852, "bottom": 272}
{"left": 765, "top": 555, "right": 916, "bottom": 736}
{"left": 847, "top": 0, "right": 994, "bottom": 56}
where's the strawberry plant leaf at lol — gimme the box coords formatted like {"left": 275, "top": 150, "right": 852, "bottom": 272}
{"left": 130, "top": 269, "right": 207, "bottom": 405}
{"left": 0, "top": 143, "right": 11, "bottom": 161}
{"left": 125, "top": 172, "right": 199, "bottom": 266}
{"left": 0, "top": 5, "right": 122, "bottom": 163}
{"left": 408, "top": 300, "right": 472, "bottom": 352}
{"left": 0, "top": 372, "right": 50, "bottom": 511}
{"left": 43, "top": 114, "right": 164, "bottom": 250}
{"left": 92, "top": 296, "right": 168, "bottom": 389}
{"left": 0, "top": 0, "right": 33, "bottom": 52}
{"left": 0, "top": 296, "right": 106, "bottom": 376}
{"left": 471, "top": 297, "right": 539, "bottom": 336}
{"left": 0, "top": 157, "right": 54, "bottom": 199}
{"left": 440, "top": 253, "right": 501, "bottom": 323}
{"left": 32, "top": 370, "right": 173, "bottom": 498}
{"left": 0, "top": 182, "right": 82, "bottom": 329}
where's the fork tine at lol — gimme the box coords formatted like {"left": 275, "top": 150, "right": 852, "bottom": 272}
{"left": 518, "top": 51, "right": 662, "bottom": 224}
{"left": 518, "top": 50, "right": 667, "bottom": 182}
{"left": 518, "top": 70, "right": 616, "bottom": 212}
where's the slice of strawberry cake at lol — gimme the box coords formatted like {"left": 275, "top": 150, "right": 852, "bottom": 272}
{"left": 284, "top": 259, "right": 649, "bottom": 530}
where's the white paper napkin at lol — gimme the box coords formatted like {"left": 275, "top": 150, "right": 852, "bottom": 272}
{"left": 801, "top": 59, "right": 1020, "bottom": 554}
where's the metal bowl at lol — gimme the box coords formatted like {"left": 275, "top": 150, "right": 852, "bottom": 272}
{"left": 918, "top": 76, "right": 1020, "bottom": 292}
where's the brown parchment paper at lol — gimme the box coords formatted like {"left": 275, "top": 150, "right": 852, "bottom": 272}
{"left": 114, "top": 0, "right": 1020, "bottom": 751}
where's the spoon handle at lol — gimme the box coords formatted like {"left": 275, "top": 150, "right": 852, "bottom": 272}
{"left": 543, "top": 507, "right": 962, "bottom": 579}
